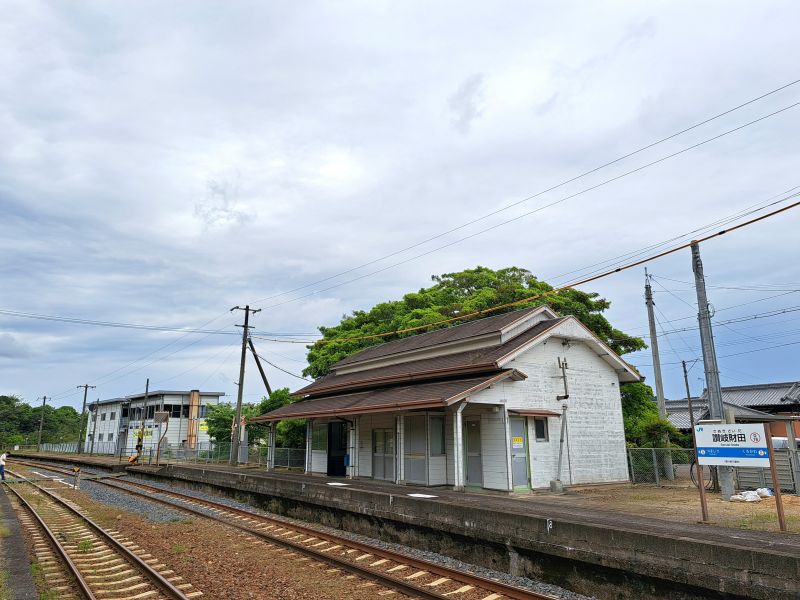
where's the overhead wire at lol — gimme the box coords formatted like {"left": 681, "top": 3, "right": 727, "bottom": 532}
{"left": 249, "top": 79, "right": 800, "bottom": 306}
{"left": 293, "top": 194, "right": 800, "bottom": 348}
{"left": 257, "top": 104, "right": 800, "bottom": 311}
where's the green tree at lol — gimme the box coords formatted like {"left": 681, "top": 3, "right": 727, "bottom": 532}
{"left": 620, "top": 382, "right": 683, "bottom": 447}
{"left": 207, "top": 388, "right": 306, "bottom": 448}
{"left": 0, "top": 395, "right": 84, "bottom": 448}
{"left": 305, "top": 266, "right": 646, "bottom": 378}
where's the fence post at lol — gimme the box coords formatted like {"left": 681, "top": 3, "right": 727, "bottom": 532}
{"left": 628, "top": 449, "right": 636, "bottom": 484}
{"left": 652, "top": 448, "right": 660, "bottom": 486}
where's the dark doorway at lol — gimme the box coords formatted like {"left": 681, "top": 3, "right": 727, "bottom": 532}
{"left": 327, "top": 421, "right": 348, "bottom": 476}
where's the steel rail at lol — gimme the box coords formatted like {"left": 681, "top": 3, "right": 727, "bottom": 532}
{"left": 4, "top": 481, "right": 97, "bottom": 599}
{"left": 6, "top": 468, "right": 190, "bottom": 600}
{"left": 14, "top": 459, "right": 556, "bottom": 600}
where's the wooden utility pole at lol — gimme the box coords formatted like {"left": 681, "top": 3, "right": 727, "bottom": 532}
{"left": 36, "top": 396, "right": 48, "bottom": 451}
{"left": 138, "top": 379, "right": 150, "bottom": 456}
{"left": 89, "top": 400, "right": 99, "bottom": 456}
{"left": 76, "top": 384, "right": 96, "bottom": 453}
{"left": 230, "top": 305, "right": 260, "bottom": 465}
{"left": 691, "top": 241, "right": 735, "bottom": 499}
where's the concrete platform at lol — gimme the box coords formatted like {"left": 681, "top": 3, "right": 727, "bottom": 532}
{"left": 18, "top": 453, "right": 800, "bottom": 600}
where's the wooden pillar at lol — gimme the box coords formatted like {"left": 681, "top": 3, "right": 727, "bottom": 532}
{"left": 452, "top": 402, "right": 466, "bottom": 491}
{"left": 304, "top": 420, "right": 313, "bottom": 474}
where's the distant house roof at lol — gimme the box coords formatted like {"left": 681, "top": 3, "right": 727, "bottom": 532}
{"left": 664, "top": 382, "right": 800, "bottom": 429}
{"left": 332, "top": 306, "right": 550, "bottom": 369}
{"left": 252, "top": 371, "right": 525, "bottom": 421}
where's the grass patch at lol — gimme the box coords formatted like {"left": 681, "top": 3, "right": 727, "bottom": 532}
{"left": 0, "top": 525, "right": 10, "bottom": 538}
{"left": 172, "top": 543, "right": 187, "bottom": 554}
{"left": 0, "top": 569, "right": 11, "bottom": 600}
{"left": 77, "top": 540, "right": 93, "bottom": 553}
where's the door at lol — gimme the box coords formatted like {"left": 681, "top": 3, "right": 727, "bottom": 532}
{"left": 327, "top": 421, "right": 347, "bottom": 477}
{"left": 372, "top": 429, "right": 395, "bottom": 481}
{"left": 509, "top": 417, "right": 530, "bottom": 489}
{"left": 465, "top": 418, "right": 482, "bottom": 487}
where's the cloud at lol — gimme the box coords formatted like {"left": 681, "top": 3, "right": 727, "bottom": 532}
{"left": 448, "top": 73, "right": 485, "bottom": 134}
{"left": 0, "top": 333, "right": 33, "bottom": 359}
{"left": 0, "top": 0, "right": 797, "bottom": 408}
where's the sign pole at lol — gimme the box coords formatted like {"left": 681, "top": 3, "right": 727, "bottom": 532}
{"left": 692, "top": 426, "right": 710, "bottom": 523}
{"left": 763, "top": 424, "right": 787, "bottom": 532}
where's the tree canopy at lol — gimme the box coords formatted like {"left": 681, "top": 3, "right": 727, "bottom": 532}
{"left": 304, "top": 266, "right": 646, "bottom": 378}
{"left": 620, "top": 382, "right": 686, "bottom": 447}
{"left": 0, "top": 395, "right": 85, "bottom": 449}
{"left": 206, "top": 388, "right": 305, "bottom": 448}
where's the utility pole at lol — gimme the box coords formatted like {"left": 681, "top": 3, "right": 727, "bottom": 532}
{"left": 248, "top": 337, "right": 273, "bottom": 396}
{"left": 644, "top": 270, "right": 666, "bottom": 418}
{"left": 682, "top": 361, "right": 696, "bottom": 431}
{"left": 230, "top": 305, "right": 261, "bottom": 465}
{"left": 37, "top": 396, "right": 48, "bottom": 451}
{"left": 644, "top": 270, "right": 673, "bottom": 480}
{"left": 691, "top": 241, "right": 735, "bottom": 499}
{"left": 90, "top": 399, "right": 99, "bottom": 456}
{"left": 138, "top": 379, "right": 150, "bottom": 456}
{"left": 76, "top": 384, "right": 96, "bottom": 453}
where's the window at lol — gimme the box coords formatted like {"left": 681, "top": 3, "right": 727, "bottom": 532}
{"left": 98, "top": 433, "right": 104, "bottom": 441}
{"left": 171, "top": 404, "right": 182, "bottom": 418}
{"left": 110, "top": 412, "right": 116, "bottom": 420}
{"left": 121, "top": 406, "right": 129, "bottom": 418}
{"left": 107, "top": 433, "right": 113, "bottom": 442}
{"left": 534, "top": 417, "right": 549, "bottom": 442}
{"left": 311, "top": 423, "right": 327, "bottom": 451}
{"left": 429, "top": 416, "right": 445, "bottom": 455}
{"left": 100, "top": 413, "right": 106, "bottom": 421}
{"left": 198, "top": 405, "right": 208, "bottom": 418}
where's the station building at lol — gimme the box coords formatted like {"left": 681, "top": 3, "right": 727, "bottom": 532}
{"left": 254, "top": 306, "right": 640, "bottom": 491}
{"left": 84, "top": 389, "right": 224, "bottom": 455}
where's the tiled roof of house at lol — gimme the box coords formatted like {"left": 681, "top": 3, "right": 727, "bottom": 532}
{"left": 251, "top": 371, "right": 523, "bottom": 421}
{"left": 294, "top": 317, "right": 565, "bottom": 398}
{"left": 332, "top": 306, "right": 546, "bottom": 368}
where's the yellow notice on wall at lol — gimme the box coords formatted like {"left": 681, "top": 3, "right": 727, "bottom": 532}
{"left": 198, "top": 420, "right": 208, "bottom": 432}
{"left": 512, "top": 436, "right": 524, "bottom": 449}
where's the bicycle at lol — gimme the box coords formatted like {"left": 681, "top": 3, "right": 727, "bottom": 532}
{"left": 689, "top": 457, "right": 716, "bottom": 490}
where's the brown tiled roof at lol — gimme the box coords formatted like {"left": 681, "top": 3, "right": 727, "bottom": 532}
{"left": 252, "top": 371, "right": 522, "bottom": 422}
{"left": 332, "top": 306, "right": 545, "bottom": 368}
{"left": 295, "top": 317, "right": 565, "bottom": 398}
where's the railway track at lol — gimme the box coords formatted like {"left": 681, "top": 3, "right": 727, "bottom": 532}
{"left": 13, "top": 458, "right": 558, "bottom": 600}
{"left": 4, "top": 467, "right": 201, "bottom": 600}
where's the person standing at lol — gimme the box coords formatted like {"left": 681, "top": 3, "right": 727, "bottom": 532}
{"left": 0, "top": 451, "right": 6, "bottom": 481}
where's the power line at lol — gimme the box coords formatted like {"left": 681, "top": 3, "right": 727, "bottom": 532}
{"left": 297, "top": 195, "right": 800, "bottom": 348}
{"left": 249, "top": 79, "right": 800, "bottom": 306}
{"left": 0, "top": 308, "right": 316, "bottom": 337}
{"left": 254, "top": 353, "right": 311, "bottom": 382}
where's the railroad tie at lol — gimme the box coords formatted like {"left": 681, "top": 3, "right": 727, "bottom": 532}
{"left": 442, "top": 585, "right": 475, "bottom": 596}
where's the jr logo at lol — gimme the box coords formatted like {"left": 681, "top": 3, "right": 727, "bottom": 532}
{"left": 750, "top": 432, "right": 761, "bottom": 443}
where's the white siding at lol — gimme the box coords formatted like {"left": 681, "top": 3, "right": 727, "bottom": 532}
{"left": 356, "top": 413, "right": 395, "bottom": 478}
{"left": 479, "top": 409, "right": 511, "bottom": 491}
{"left": 311, "top": 450, "right": 327, "bottom": 473}
{"left": 472, "top": 331, "right": 629, "bottom": 488}
{"left": 445, "top": 412, "right": 455, "bottom": 485}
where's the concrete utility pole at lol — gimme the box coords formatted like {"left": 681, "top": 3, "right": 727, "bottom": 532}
{"left": 76, "top": 384, "right": 96, "bottom": 453}
{"left": 682, "top": 361, "right": 697, "bottom": 431}
{"left": 90, "top": 400, "right": 99, "bottom": 456}
{"left": 644, "top": 270, "right": 666, "bottom": 418}
{"left": 691, "top": 241, "right": 735, "bottom": 499}
{"left": 644, "top": 270, "right": 674, "bottom": 480}
{"left": 36, "top": 396, "right": 48, "bottom": 451}
{"left": 230, "top": 305, "right": 261, "bottom": 465}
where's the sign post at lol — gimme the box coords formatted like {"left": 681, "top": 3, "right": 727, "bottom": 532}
{"left": 763, "top": 424, "right": 787, "bottom": 532}
{"left": 694, "top": 422, "right": 787, "bottom": 532}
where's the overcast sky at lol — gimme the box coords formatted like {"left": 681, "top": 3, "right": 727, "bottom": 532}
{"left": 1, "top": 1, "right": 799, "bottom": 412}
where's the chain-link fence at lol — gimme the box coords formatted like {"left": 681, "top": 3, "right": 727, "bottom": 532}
{"left": 15, "top": 442, "right": 306, "bottom": 470}
{"left": 627, "top": 447, "right": 695, "bottom": 485}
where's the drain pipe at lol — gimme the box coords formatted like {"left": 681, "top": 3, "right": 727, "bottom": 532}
{"left": 550, "top": 403, "right": 569, "bottom": 493}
